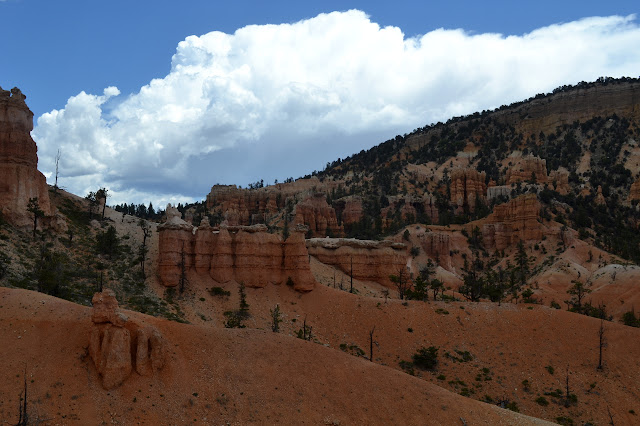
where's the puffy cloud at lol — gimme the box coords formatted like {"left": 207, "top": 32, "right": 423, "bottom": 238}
{"left": 33, "top": 10, "right": 640, "bottom": 205}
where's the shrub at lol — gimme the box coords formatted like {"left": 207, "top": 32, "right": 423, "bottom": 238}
{"left": 96, "top": 225, "right": 119, "bottom": 256}
{"left": 209, "top": 287, "right": 231, "bottom": 297}
{"left": 412, "top": 346, "right": 439, "bottom": 370}
{"left": 399, "top": 360, "right": 415, "bottom": 375}
{"left": 0, "top": 251, "right": 9, "bottom": 279}
{"left": 223, "top": 310, "right": 246, "bottom": 328}
{"left": 622, "top": 309, "right": 640, "bottom": 327}
{"left": 535, "top": 396, "right": 549, "bottom": 406}
{"left": 555, "top": 416, "right": 574, "bottom": 426}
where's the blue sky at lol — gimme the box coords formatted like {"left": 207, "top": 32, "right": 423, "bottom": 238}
{"left": 1, "top": 0, "right": 639, "bottom": 205}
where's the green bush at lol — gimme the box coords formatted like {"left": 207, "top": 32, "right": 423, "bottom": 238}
{"left": 412, "top": 346, "right": 439, "bottom": 370}
{"left": 622, "top": 309, "right": 640, "bottom": 327}
{"left": 209, "top": 287, "right": 231, "bottom": 297}
{"left": 399, "top": 360, "right": 415, "bottom": 376}
{"left": 96, "top": 225, "right": 119, "bottom": 256}
{"left": 535, "top": 396, "right": 549, "bottom": 406}
{"left": 555, "top": 416, "right": 574, "bottom": 426}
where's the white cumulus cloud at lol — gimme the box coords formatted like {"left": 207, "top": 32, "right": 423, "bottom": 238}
{"left": 32, "top": 10, "right": 640, "bottom": 206}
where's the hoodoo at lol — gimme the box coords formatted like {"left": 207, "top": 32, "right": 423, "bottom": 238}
{"left": 0, "top": 86, "right": 52, "bottom": 227}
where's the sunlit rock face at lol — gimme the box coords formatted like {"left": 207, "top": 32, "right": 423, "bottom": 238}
{"left": 0, "top": 86, "right": 52, "bottom": 226}
{"left": 306, "top": 238, "right": 407, "bottom": 288}
{"left": 158, "top": 209, "right": 316, "bottom": 292}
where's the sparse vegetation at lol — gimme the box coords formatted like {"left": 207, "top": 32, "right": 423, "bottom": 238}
{"left": 412, "top": 346, "right": 439, "bottom": 370}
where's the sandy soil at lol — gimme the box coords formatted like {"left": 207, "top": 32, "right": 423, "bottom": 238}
{"left": 0, "top": 287, "right": 552, "bottom": 425}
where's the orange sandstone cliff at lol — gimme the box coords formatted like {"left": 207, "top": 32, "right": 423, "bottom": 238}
{"left": 480, "top": 194, "right": 542, "bottom": 251}
{"left": 293, "top": 193, "right": 342, "bottom": 237}
{"left": 505, "top": 155, "right": 549, "bottom": 185}
{"left": 158, "top": 205, "right": 316, "bottom": 292}
{"left": 0, "top": 86, "right": 52, "bottom": 226}
{"left": 306, "top": 238, "right": 407, "bottom": 288}
{"left": 449, "top": 168, "right": 486, "bottom": 213}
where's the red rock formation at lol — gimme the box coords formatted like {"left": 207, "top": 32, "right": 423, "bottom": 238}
{"left": 209, "top": 228, "right": 234, "bottom": 283}
{"left": 505, "top": 155, "right": 548, "bottom": 185}
{"left": 294, "top": 193, "right": 341, "bottom": 237}
{"left": 595, "top": 185, "right": 606, "bottom": 205}
{"left": 0, "top": 87, "right": 52, "bottom": 227}
{"left": 338, "top": 196, "right": 363, "bottom": 225}
{"left": 283, "top": 226, "right": 316, "bottom": 292}
{"left": 89, "top": 290, "right": 166, "bottom": 390}
{"left": 157, "top": 205, "right": 194, "bottom": 288}
{"left": 549, "top": 167, "right": 570, "bottom": 195}
{"left": 158, "top": 209, "right": 316, "bottom": 292}
{"left": 423, "top": 195, "right": 439, "bottom": 224}
{"left": 306, "top": 238, "right": 406, "bottom": 288}
{"left": 379, "top": 195, "right": 438, "bottom": 228}
{"left": 205, "top": 184, "right": 275, "bottom": 225}
{"left": 449, "top": 168, "right": 486, "bottom": 212}
{"left": 194, "top": 216, "right": 214, "bottom": 273}
{"left": 487, "top": 185, "right": 511, "bottom": 202}
{"left": 205, "top": 177, "right": 338, "bottom": 227}
{"left": 417, "top": 231, "right": 452, "bottom": 270}
{"left": 481, "top": 194, "right": 542, "bottom": 251}
{"left": 629, "top": 179, "right": 640, "bottom": 201}
{"left": 234, "top": 225, "right": 284, "bottom": 287}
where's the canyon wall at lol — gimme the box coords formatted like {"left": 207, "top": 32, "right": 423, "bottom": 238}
{"left": 449, "top": 168, "right": 486, "bottom": 213}
{"left": 158, "top": 206, "right": 316, "bottom": 292}
{"left": 505, "top": 155, "right": 548, "bottom": 185}
{"left": 0, "top": 86, "right": 52, "bottom": 227}
{"left": 306, "top": 238, "right": 406, "bottom": 288}
{"left": 503, "top": 80, "right": 640, "bottom": 136}
{"left": 481, "top": 193, "right": 542, "bottom": 251}
{"left": 293, "top": 193, "right": 342, "bottom": 237}
{"left": 417, "top": 231, "right": 452, "bottom": 270}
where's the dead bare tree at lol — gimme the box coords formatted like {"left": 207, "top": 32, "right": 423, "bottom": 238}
{"left": 607, "top": 406, "right": 615, "bottom": 425}
{"left": 564, "top": 366, "right": 572, "bottom": 408}
{"left": 96, "top": 187, "right": 109, "bottom": 220}
{"left": 598, "top": 305, "right": 607, "bottom": 370}
{"left": 369, "top": 326, "right": 376, "bottom": 362}
{"left": 138, "top": 219, "right": 152, "bottom": 280}
{"left": 390, "top": 265, "right": 411, "bottom": 300}
{"left": 54, "top": 148, "right": 61, "bottom": 192}
{"left": 17, "top": 369, "right": 28, "bottom": 426}
{"left": 350, "top": 256, "right": 354, "bottom": 293}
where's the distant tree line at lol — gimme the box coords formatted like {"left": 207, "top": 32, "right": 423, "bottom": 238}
{"left": 113, "top": 202, "right": 163, "bottom": 220}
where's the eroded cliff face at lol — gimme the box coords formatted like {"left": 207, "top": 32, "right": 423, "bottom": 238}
{"left": 505, "top": 155, "right": 548, "bottom": 185}
{"left": 0, "top": 86, "right": 52, "bottom": 226}
{"left": 449, "top": 168, "right": 486, "bottom": 213}
{"left": 158, "top": 205, "right": 315, "bottom": 292}
{"left": 380, "top": 195, "right": 439, "bottom": 229}
{"left": 293, "top": 193, "right": 341, "bottom": 237}
{"left": 306, "top": 238, "right": 406, "bottom": 288}
{"left": 417, "top": 231, "right": 452, "bottom": 270}
{"left": 503, "top": 81, "right": 640, "bottom": 136}
{"left": 205, "top": 184, "right": 282, "bottom": 226}
{"left": 629, "top": 179, "right": 640, "bottom": 201}
{"left": 334, "top": 196, "right": 363, "bottom": 225}
{"left": 205, "top": 177, "right": 340, "bottom": 227}
{"left": 480, "top": 194, "right": 542, "bottom": 251}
